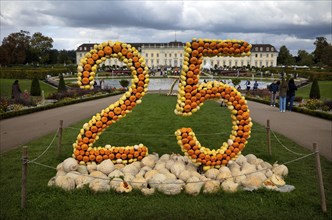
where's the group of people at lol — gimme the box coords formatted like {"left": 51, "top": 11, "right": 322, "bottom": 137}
{"left": 269, "top": 77, "right": 297, "bottom": 112}
{"left": 245, "top": 80, "right": 259, "bottom": 91}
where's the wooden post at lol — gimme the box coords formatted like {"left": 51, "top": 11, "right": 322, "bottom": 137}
{"left": 21, "top": 146, "right": 28, "bottom": 209}
{"left": 266, "top": 119, "right": 271, "bottom": 155}
{"left": 57, "top": 120, "right": 63, "bottom": 157}
{"left": 313, "top": 143, "right": 327, "bottom": 213}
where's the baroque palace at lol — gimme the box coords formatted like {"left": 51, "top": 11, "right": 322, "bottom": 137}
{"left": 76, "top": 41, "right": 278, "bottom": 69}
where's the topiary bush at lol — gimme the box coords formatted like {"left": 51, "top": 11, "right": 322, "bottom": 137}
{"left": 58, "top": 73, "right": 67, "bottom": 93}
{"left": 309, "top": 78, "right": 320, "bottom": 99}
{"left": 119, "top": 79, "right": 129, "bottom": 88}
{"left": 30, "top": 77, "right": 41, "bottom": 96}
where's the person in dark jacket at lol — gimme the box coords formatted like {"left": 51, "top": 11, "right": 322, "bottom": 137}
{"left": 269, "top": 80, "right": 279, "bottom": 106}
{"left": 11, "top": 80, "right": 22, "bottom": 101}
{"left": 286, "top": 78, "right": 297, "bottom": 111}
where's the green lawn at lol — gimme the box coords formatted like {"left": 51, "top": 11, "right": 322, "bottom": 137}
{"left": 0, "top": 94, "right": 331, "bottom": 219}
{"left": 297, "top": 81, "right": 332, "bottom": 100}
{"left": 0, "top": 79, "right": 57, "bottom": 98}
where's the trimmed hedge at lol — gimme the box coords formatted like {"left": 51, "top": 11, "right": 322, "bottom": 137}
{"left": 0, "top": 66, "right": 76, "bottom": 79}
{"left": 0, "top": 91, "right": 123, "bottom": 120}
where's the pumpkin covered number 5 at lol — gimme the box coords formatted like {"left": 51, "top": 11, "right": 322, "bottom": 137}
{"left": 174, "top": 39, "right": 253, "bottom": 170}
{"left": 73, "top": 41, "right": 149, "bottom": 165}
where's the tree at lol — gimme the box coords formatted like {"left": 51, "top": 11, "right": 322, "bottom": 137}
{"left": 58, "top": 73, "right": 67, "bottom": 92}
{"left": 30, "top": 77, "right": 41, "bottom": 96}
{"left": 321, "top": 45, "right": 332, "bottom": 67}
{"left": 29, "top": 32, "right": 54, "bottom": 64}
{"left": 309, "top": 78, "right": 320, "bottom": 99}
{"left": 277, "top": 45, "right": 294, "bottom": 65}
{"left": 0, "top": 30, "right": 31, "bottom": 65}
{"left": 296, "top": 50, "right": 314, "bottom": 66}
{"left": 313, "top": 37, "right": 329, "bottom": 64}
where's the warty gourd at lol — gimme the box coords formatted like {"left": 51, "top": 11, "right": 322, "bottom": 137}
{"left": 89, "top": 179, "right": 110, "bottom": 192}
{"left": 185, "top": 176, "right": 204, "bottom": 196}
{"left": 55, "top": 175, "right": 76, "bottom": 191}
{"left": 203, "top": 180, "right": 220, "bottom": 194}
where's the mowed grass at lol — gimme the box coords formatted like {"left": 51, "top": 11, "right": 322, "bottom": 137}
{"left": 297, "top": 81, "right": 332, "bottom": 100}
{"left": 0, "top": 79, "right": 57, "bottom": 98}
{"left": 0, "top": 94, "right": 331, "bottom": 220}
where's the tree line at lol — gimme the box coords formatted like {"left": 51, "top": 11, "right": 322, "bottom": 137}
{"left": 0, "top": 30, "right": 76, "bottom": 66}
{"left": 277, "top": 37, "right": 332, "bottom": 67}
{"left": 1, "top": 30, "right": 331, "bottom": 67}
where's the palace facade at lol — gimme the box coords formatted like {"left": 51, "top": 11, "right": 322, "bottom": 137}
{"left": 76, "top": 41, "right": 278, "bottom": 69}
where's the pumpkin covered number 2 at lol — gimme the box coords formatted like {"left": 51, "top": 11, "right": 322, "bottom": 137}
{"left": 73, "top": 39, "right": 252, "bottom": 170}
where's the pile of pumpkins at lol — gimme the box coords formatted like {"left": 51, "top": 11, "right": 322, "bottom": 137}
{"left": 48, "top": 153, "right": 291, "bottom": 195}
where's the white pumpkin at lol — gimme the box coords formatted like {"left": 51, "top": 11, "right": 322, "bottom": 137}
{"left": 158, "top": 179, "right": 184, "bottom": 195}
{"left": 148, "top": 173, "right": 167, "bottom": 189}
{"left": 89, "top": 179, "right": 110, "bottom": 192}
{"left": 97, "top": 159, "right": 115, "bottom": 175}
{"left": 142, "top": 155, "right": 157, "bottom": 168}
{"left": 185, "top": 176, "right": 204, "bottom": 196}
{"left": 235, "top": 155, "right": 247, "bottom": 165}
{"left": 62, "top": 158, "right": 78, "bottom": 172}
{"left": 203, "top": 180, "right": 220, "bottom": 194}
{"left": 55, "top": 175, "right": 75, "bottom": 191}
{"left": 108, "top": 170, "right": 124, "bottom": 179}
{"left": 241, "top": 173, "right": 266, "bottom": 190}
{"left": 205, "top": 168, "right": 219, "bottom": 179}
{"left": 90, "top": 171, "right": 108, "bottom": 180}
{"left": 178, "top": 170, "right": 192, "bottom": 182}
{"left": 221, "top": 180, "right": 238, "bottom": 193}
{"left": 87, "top": 163, "right": 97, "bottom": 173}
{"left": 144, "top": 170, "right": 159, "bottom": 181}
{"left": 241, "top": 162, "right": 257, "bottom": 174}
{"left": 170, "top": 161, "right": 186, "bottom": 178}
{"left": 159, "top": 154, "right": 170, "bottom": 162}
{"left": 131, "top": 176, "right": 147, "bottom": 190}
{"left": 272, "top": 164, "right": 289, "bottom": 177}
{"left": 122, "top": 164, "right": 139, "bottom": 176}
{"left": 77, "top": 165, "right": 89, "bottom": 174}
{"left": 75, "top": 175, "right": 94, "bottom": 188}
{"left": 245, "top": 154, "right": 257, "bottom": 164}
{"left": 110, "top": 177, "right": 123, "bottom": 190}
{"left": 56, "top": 170, "right": 67, "bottom": 177}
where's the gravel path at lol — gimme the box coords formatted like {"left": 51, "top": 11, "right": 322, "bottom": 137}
{"left": 1, "top": 94, "right": 331, "bottom": 161}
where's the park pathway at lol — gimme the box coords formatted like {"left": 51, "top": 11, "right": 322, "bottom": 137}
{"left": 0, "top": 94, "right": 331, "bottom": 161}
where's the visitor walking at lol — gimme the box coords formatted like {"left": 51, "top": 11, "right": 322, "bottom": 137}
{"left": 245, "top": 80, "right": 251, "bottom": 91}
{"left": 11, "top": 80, "right": 22, "bottom": 101}
{"left": 286, "top": 78, "right": 297, "bottom": 111}
{"left": 253, "top": 81, "right": 258, "bottom": 90}
{"left": 279, "top": 78, "right": 288, "bottom": 112}
{"left": 269, "top": 80, "right": 279, "bottom": 106}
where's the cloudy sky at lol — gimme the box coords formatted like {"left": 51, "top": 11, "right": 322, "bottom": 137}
{"left": 1, "top": 0, "right": 331, "bottom": 55}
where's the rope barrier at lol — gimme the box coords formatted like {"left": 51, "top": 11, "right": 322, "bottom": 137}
{"left": 28, "top": 128, "right": 59, "bottom": 164}
{"left": 271, "top": 130, "right": 305, "bottom": 156}
{"left": 28, "top": 152, "right": 315, "bottom": 185}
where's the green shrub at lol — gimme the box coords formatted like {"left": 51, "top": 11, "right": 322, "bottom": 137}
{"left": 119, "top": 79, "right": 129, "bottom": 88}
{"left": 30, "top": 78, "right": 41, "bottom": 96}
{"left": 309, "top": 78, "right": 320, "bottom": 99}
{"left": 58, "top": 74, "right": 67, "bottom": 92}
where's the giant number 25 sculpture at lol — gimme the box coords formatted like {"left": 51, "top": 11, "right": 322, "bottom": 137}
{"left": 74, "top": 39, "right": 253, "bottom": 170}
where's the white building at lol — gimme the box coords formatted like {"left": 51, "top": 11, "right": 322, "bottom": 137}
{"left": 76, "top": 41, "right": 278, "bottom": 68}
